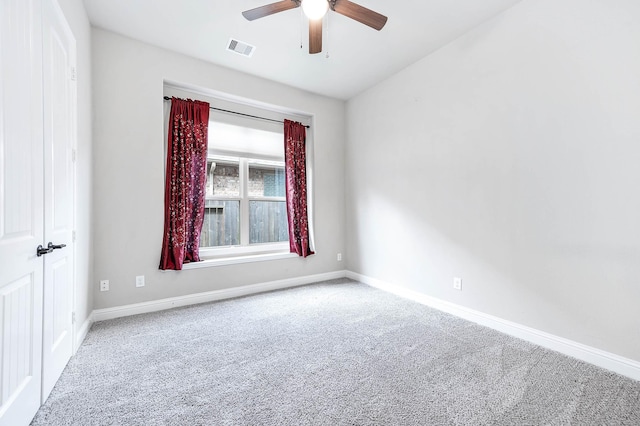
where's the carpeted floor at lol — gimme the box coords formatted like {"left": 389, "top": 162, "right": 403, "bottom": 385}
{"left": 32, "top": 279, "right": 640, "bottom": 425}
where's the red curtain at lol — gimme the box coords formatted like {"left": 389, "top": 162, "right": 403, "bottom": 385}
{"left": 159, "top": 97, "right": 210, "bottom": 270}
{"left": 284, "top": 120, "right": 314, "bottom": 257}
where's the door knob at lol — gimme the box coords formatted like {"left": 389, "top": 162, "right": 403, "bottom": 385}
{"left": 37, "top": 245, "right": 53, "bottom": 257}
{"left": 48, "top": 242, "right": 67, "bottom": 250}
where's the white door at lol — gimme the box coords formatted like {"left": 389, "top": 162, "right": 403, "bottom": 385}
{"left": 0, "top": 0, "right": 76, "bottom": 424}
{"left": 0, "top": 0, "right": 45, "bottom": 425}
{"left": 41, "top": 0, "right": 76, "bottom": 402}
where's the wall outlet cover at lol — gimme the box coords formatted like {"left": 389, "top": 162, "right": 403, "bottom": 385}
{"left": 135, "top": 275, "right": 145, "bottom": 287}
{"left": 453, "top": 277, "right": 462, "bottom": 291}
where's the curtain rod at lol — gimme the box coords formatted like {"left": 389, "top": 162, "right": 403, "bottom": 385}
{"left": 163, "top": 96, "right": 310, "bottom": 129}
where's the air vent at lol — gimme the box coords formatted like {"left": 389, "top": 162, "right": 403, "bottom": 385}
{"left": 227, "top": 38, "right": 255, "bottom": 57}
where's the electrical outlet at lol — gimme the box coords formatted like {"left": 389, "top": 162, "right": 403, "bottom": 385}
{"left": 337, "top": 253, "right": 342, "bottom": 261}
{"left": 100, "top": 280, "right": 109, "bottom": 292}
{"left": 135, "top": 275, "right": 145, "bottom": 288}
{"left": 453, "top": 277, "right": 462, "bottom": 291}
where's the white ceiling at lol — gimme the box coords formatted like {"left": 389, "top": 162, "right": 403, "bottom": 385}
{"left": 83, "top": 0, "right": 522, "bottom": 100}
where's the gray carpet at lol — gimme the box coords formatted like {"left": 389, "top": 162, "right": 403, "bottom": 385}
{"left": 32, "top": 279, "right": 640, "bottom": 425}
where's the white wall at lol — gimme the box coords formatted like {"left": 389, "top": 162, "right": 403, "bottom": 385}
{"left": 91, "top": 29, "right": 346, "bottom": 309}
{"left": 346, "top": 0, "right": 640, "bottom": 362}
{"left": 57, "top": 0, "right": 93, "bottom": 339}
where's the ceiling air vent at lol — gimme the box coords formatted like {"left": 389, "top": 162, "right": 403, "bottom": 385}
{"left": 227, "top": 38, "right": 255, "bottom": 57}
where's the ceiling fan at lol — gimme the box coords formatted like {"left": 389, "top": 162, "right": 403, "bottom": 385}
{"left": 242, "top": 0, "right": 388, "bottom": 54}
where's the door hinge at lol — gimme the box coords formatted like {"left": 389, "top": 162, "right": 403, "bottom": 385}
{"left": 72, "top": 230, "right": 76, "bottom": 242}
{"left": 70, "top": 66, "right": 77, "bottom": 81}
{"left": 71, "top": 312, "right": 76, "bottom": 324}
{"left": 72, "top": 149, "right": 77, "bottom": 162}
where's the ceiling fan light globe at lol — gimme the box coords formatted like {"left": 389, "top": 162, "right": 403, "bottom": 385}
{"left": 302, "top": 0, "right": 329, "bottom": 20}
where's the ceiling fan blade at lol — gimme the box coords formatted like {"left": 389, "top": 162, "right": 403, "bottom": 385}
{"left": 242, "top": 0, "right": 300, "bottom": 21}
{"left": 309, "top": 19, "right": 323, "bottom": 54}
{"left": 332, "top": 0, "right": 387, "bottom": 30}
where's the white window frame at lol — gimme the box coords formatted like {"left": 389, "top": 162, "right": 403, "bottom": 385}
{"left": 198, "top": 155, "right": 289, "bottom": 261}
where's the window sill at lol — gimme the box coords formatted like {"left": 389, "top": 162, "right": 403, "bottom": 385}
{"left": 181, "top": 251, "right": 298, "bottom": 269}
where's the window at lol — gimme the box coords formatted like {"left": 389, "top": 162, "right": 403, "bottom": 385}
{"left": 198, "top": 120, "right": 290, "bottom": 259}
{"left": 162, "top": 86, "right": 314, "bottom": 266}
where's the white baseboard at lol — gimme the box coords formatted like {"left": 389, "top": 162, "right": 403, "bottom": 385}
{"left": 92, "top": 270, "right": 347, "bottom": 322}
{"left": 346, "top": 271, "right": 640, "bottom": 382}
{"left": 86, "top": 269, "right": 640, "bottom": 381}
{"left": 74, "top": 315, "right": 93, "bottom": 354}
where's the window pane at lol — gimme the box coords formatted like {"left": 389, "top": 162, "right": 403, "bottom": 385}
{"left": 200, "top": 200, "right": 240, "bottom": 247}
{"left": 249, "top": 201, "right": 289, "bottom": 244}
{"left": 206, "top": 161, "right": 239, "bottom": 197}
{"left": 248, "top": 165, "right": 286, "bottom": 197}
